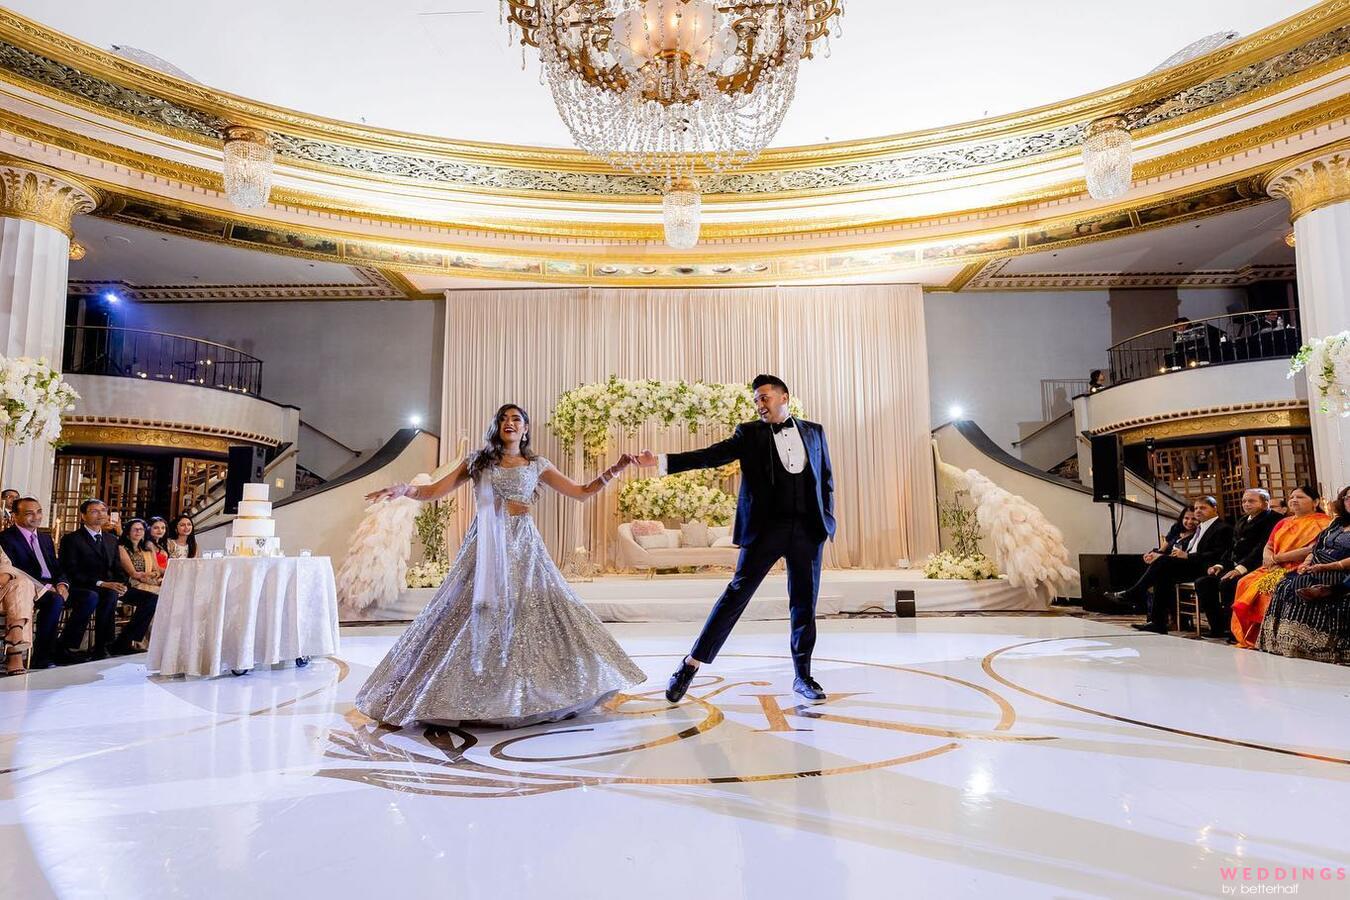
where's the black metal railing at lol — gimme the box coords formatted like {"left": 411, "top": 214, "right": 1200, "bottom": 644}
{"left": 63, "top": 326, "right": 263, "bottom": 396}
{"left": 1107, "top": 309, "right": 1301, "bottom": 386}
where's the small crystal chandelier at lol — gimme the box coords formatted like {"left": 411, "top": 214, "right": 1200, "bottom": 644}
{"left": 662, "top": 178, "right": 701, "bottom": 249}
{"left": 1082, "top": 115, "right": 1133, "bottom": 201}
{"left": 222, "top": 126, "right": 275, "bottom": 210}
{"left": 504, "top": 0, "right": 843, "bottom": 247}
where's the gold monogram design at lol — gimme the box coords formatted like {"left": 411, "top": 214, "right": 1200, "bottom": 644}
{"left": 316, "top": 654, "right": 1053, "bottom": 798}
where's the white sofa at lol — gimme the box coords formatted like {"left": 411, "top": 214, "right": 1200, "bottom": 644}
{"left": 616, "top": 522, "right": 740, "bottom": 573}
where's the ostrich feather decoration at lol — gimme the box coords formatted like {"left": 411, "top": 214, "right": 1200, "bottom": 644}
{"left": 337, "top": 473, "right": 432, "bottom": 614}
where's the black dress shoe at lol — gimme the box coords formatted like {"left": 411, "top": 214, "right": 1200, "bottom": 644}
{"left": 793, "top": 676, "right": 826, "bottom": 702}
{"left": 87, "top": 646, "right": 110, "bottom": 661}
{"left": 29, "top": 656, "right": 56, "bottom": 670}
{"left": 53, "top": 648, "right": 89, "bottom": 665}
{"left": 1131, "top": 622, "right": 1167, "bottom": 634}
{"left": 665, "top": 661, "right": 698, "bottom": 703}
{"left": 109, "top": 643, "right": 139, "bottom": 657}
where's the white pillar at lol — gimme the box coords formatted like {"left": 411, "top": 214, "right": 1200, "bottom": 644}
{"left": 1268, "top": 144, "right": 1350, "bottom": 497}
{"left": 0, "top": 159, "right": 96, "bottom": 507}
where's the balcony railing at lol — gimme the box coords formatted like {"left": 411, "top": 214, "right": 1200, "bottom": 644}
{"left": 62, "top": 326, "right": 263, "bottom": 396}
{"left": 1107, "top": 310, "right": 1301, "bottom": 387}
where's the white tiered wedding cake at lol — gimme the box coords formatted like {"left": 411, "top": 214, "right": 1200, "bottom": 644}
{"left": 226, "top": 483, "right": 282, "bottom": 557}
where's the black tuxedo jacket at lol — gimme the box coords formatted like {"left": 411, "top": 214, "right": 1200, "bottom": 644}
{"left": 0, "top": 525, "right": 67, "bottom": 586}
{"left": 58, "top": 528, "right": 122, "bottom": 592}
{"left": 667, "top": 418, "right": 835, "bottom": 547}
{"left": 1178, "top": 518, "right": 1233, "bottom": 570}
{"left": 1222, "top": 509, "right": 1284, "bottom": 572}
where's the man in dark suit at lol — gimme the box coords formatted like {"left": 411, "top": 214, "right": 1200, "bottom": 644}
{"left": 637, "top": 374, "right": 835, "bottom": 703}
{"left": 1193, "top": 488, "right": 1283, "bottom": 639}
{"left": 0, "top": 496, "right": 79, "bottom": 667}
{"left": 1115, "top": 496, "right": 1233, "bottom": 634}
{"left": 57, "top": 499, "right": 128, "bottom": 661}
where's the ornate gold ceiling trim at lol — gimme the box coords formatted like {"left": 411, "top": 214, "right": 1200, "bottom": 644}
{"left": 1264, "top": 137, "right": 1350, "bottom": 220}
{"left": 1090, "top": 401, "right": 1309, "bottom": 444}
{"left": 60, "top": 418, "right": 280, "bottom": 451}
{"left": 0, "top": 152, "right": 96, "bottom": 235}
{"left": 68, "top": 171, "right": 1274, "bottom": 288}
{"left": 7, "top": 91, "right": 1346, "bottom": 246}
{"left": 966, "top": 259, "right": 1297, "bottom": 291}
{"left": 0, "top": 2, "right": 1343, "bottom": 197}
{"left": 931, "top": 262, "right": 989, "bottom": 293}
{"left": 65, "top": 267, "right": 411, "bottom": 302}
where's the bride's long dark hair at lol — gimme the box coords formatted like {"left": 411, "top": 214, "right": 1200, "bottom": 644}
{"left": 467, "top": 404, "right": 537, "bottom": 478}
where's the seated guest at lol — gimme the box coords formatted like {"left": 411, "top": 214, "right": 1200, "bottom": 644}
{"left": 166, "top": 514, "right": 198, "bottom": 560}
{"left": 113, "top": 519, "right": 160, "bottom": 655}
{"left": 58, "top": 499, "right": 127, "bottom": 661}
{"left": 1113, "top": 497, "right": 1232, "bottom": 633}
{"left": 0, "top": 489, "right": 16, "bottom": 529}
{"left": 0, "top": 548, "right": 40, "bottom": 675}
{"left": 0, "top": 497, "right": 78, "bottom": 667}
{"left": 1107, "top": 506, "right": 1198, "bottom": 607}
{"left": 1088, "top": 369, "right": 1106, "bottom": 392}
{"left": 1230, "top": 484, "right": 1329, "bottom": 648}
{"left": 1193, "top": 488, "right": 1283, "bottom": 638}
{"left": 1258, "top": 485, "right": 1350, "bottom": 664}
{"left": 147, "top": 516, "right": 170, "bottom": 570}
{"left": 1270, "top": 495, "right": 1289, "bottom": 516}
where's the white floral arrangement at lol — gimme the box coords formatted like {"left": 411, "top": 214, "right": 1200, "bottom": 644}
{"left": 618, "top": 471, "right": 736, "bottom": 526}
{"left": 922, "top": 550, "right": 999, "bottom": 581}
{"left": 405, "top": 559, "right": 449, "bottom": 589}
{"left": 550, "top": 376, "right": 804, "bottom": 459}
{"left": 0, "top": 355, "right": 79, "bottom": 447}
{"left": 1289, "top": 332, "right": 1350, "bottom": 417}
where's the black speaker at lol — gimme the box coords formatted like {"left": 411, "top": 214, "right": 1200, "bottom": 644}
{"left": 1078, "top": 553, "right": 1147, "bottom": 613}
{"left": 1090, "top": 434, "right": 1125, "bottom": 503}
{"left": 894, "top": 589, "right": 916, "bottom": 618}
{"left": 224, "top": 446, "right": 267, "bottom": 514}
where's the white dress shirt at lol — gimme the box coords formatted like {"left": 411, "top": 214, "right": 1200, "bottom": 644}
{"left": 1186, "top": 516, "right": 1216, "bottom": 553}
{"left": 658, "top": 419, "right": 806, "bottom": 476}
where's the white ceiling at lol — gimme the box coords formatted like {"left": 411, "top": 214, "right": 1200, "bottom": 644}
{"left": 9, "top": 0, "right": 1315, "bottom": 148}
{"left": 998, "top": 203, "right": 1294, "bottom": 276}
{"left": 69, "top": 215, "right": 366, "bottom": 286}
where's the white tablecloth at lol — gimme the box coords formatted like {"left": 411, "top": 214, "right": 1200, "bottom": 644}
{"left": 147, "top": 556, "right": 340, "bottom": 678}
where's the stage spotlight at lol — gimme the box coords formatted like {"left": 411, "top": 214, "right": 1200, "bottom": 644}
{"left": 103, "top": 291, "right": 120, "bottom": 303}
{"left": 948, "top": 404, "right": 964, "bottom": 419}
{"left": 408, "top": 414, "right": 423, "bottom": 427}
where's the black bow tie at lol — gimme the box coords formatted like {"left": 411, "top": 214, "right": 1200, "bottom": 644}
{"left": 771, "top": 419, "right": 795, "bottom": 434}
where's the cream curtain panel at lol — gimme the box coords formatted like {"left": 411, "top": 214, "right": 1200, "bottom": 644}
{"left": 439, "top": 285, "right": 938, "bottom": 570}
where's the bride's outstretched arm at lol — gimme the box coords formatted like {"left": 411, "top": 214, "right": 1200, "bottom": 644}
{"left": 364, "top": 460, "right": 469, "bottom": 504}
{"left": 539, "top": 455, "right": 633, "bottom": 502}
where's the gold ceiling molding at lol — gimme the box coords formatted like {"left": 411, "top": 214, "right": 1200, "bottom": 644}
{"left": 66, "top": 267, "right": 410, "bottom": 303}
{"left": 0, "top": 153, "right": 95, "bottom": 236}
{"left": 1090, "top": 400, "right": 1308, "bottom": 443}
{"left": 0, "top": 3, "right": 1343, "bottom": 198}
{"left": 1265, "top": 138, "right": 1350, "bottom": 220}
{"left": 3, "top": 85, "right": 1347, "bottom": 243}
{"left": 77, "top": 173, "right": 1275, "bottom": 288}
{"left": 965, "top": 259, "right": 1297, "bottom": 291}
{"left": 59, "top": 419, "right": 278, "bottom": 452}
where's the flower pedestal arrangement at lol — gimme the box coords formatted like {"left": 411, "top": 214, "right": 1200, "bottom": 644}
{"left": 1289, "top": 332, "right": 1350, "bottom": 416}
{"left": 0, "top": 354, "right": 79, "bottom": 486}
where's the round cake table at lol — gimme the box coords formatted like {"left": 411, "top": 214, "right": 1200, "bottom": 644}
{"left": 146, "top": 555, "right": 341, "bottom": 678}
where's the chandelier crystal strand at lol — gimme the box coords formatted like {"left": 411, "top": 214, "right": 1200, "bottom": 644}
{"left": 1082, "top": 116, "right": 1133, "bottom": 201}
{"left": 222, "top": 126, "right": 275, "bottom": 210}
{"left": 662, "top": 178, "right": 702, "bottom": 249}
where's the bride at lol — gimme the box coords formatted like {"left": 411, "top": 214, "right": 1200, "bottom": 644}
{"left": 355, "top": 403, "right": 646, "bottom": 728}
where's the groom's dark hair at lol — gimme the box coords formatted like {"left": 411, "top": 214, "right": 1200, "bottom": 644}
{"left": 752, "top": 374, "right": 789, "bottom": 394}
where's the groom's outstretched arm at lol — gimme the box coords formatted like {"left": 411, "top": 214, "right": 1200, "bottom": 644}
{"left": 639, "top": 425, "right": 746, "bottom": 476}
{"left": 818, "top": 425, "right": 835, "bottom": 517}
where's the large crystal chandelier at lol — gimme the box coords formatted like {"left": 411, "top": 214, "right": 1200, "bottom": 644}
{"left": 222, "top": 126, "right": 275, "bottom": 210}
{"left": 504, "top": 0, "right": 843, "bottom": 246}
{"left": 1082, "top": 116, "right": 1132, "bottom": 201}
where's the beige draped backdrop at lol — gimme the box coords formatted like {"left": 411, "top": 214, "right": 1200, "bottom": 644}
{"left": 439, "top": 285, "right": 938, "bottom": 569}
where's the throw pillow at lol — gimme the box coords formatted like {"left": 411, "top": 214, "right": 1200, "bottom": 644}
{"left": 711, "top": 536, "right": 736, "bottom": 548}
{"left": 630, "top": 520, "right": 664, "bottom": 538}
{"left": 635, "top": 532, "right": 668, "bottom": 550}
{"left": 680, "top": 521, "right": 710, "bottom": 548}
{"left": 709, "top": 525, "right": 732, "bottom": 543}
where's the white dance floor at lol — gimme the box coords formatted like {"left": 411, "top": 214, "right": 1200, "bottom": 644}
{"left": 363, "top": 568, "right": 1042, "bottom": 622}
{"left": 3, "top": 614, "right": 1349, "bottom": 899}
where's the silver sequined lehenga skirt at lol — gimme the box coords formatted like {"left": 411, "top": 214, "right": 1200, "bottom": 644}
{"left": 356, "top": 515, "right": 647, "bottom": 728}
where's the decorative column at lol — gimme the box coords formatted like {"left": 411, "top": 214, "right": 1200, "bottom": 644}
{"left": 1268, "top": 143, "right": 1350, "bottom": 497}
{"left": 0, "top": 157, "right": 97, "bottom": 506}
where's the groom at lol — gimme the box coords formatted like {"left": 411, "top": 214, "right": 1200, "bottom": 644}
{"left": 636, "top": 374, "right": 834, "bottom": 703}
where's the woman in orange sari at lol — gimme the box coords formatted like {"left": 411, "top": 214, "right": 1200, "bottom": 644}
{"left": 1231, "top": 484, "right": 1330, "bottom": 647}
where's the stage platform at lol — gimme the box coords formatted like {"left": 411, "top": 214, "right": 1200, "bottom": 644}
{"left": 355, "top": 569, "right": 1042, "bottom": 622}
